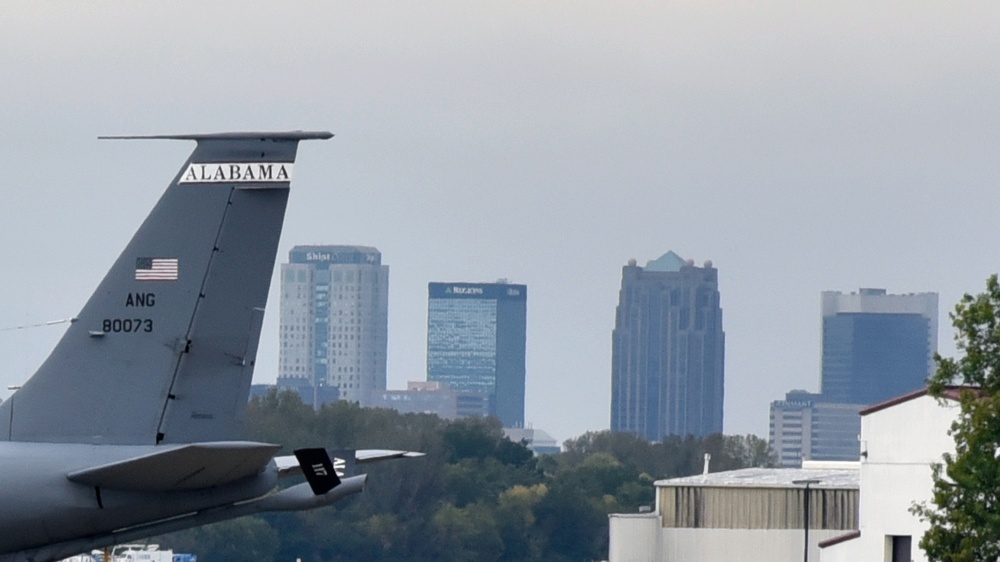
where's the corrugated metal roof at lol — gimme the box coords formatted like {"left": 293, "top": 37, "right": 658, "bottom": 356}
{"left": 654, "top": 466, "right": 859, "bottom": 489}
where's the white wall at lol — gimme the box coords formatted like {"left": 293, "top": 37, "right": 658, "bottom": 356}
{"left": 609, "top": 517, "right": 848, "bottom": 562}
{"left": 608, "top": 514, "right": 659, "bottom": 562}
{"left": 661, "top": 528, "right": 845, "bottom": 562}
{"left": 822, "top": 394, "right": 958, "bottom": 562}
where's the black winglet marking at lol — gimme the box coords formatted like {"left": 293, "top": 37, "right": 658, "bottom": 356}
{"left": 293, "top": 448, "right": 341, "bottom": 495}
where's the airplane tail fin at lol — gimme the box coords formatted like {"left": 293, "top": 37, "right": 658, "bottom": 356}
{"left": 0, "top": 132, "right": 332, "bottom": 445}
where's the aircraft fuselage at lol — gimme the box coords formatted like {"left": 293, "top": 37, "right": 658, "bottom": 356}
{"left": 0, "top": 442, "right": 276, "bottom": 555}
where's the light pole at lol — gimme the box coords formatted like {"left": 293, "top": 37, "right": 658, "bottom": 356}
{"left": 792, "top": 479, "right": 821, "bottom": 562}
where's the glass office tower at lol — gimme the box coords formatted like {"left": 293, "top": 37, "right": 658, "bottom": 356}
{"left": 820, "top": 288, "right": 938, "bottom": 405}
{"left": 427, "top": 282, "right": 527, "bottom": 427}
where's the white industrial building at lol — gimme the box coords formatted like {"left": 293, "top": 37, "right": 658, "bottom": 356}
{"left": 608, "top": 461, "right": 860, "bottom": 561}
{"left": 609, "top": 387, "right": 969, "bottom": 562}
{"left": 819, "top": 388, "right": 961, "bottom": 562}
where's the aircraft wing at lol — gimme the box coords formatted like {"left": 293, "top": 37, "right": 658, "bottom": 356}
{"left": 66, "top": 441, "right": 281, "bottom": 492}
{"left": 355, "top": 449, "right": 426, "bottom": 463}
{"left": 276, "top": 449, "right": 424, "bottom": 478}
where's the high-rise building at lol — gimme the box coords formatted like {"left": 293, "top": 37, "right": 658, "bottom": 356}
{"left": 426, "top": 281, "right": 527, "bottom": 427}
{"left": 369, "top": 381, "right": 461, "bottom": 419}
{"left": 278, "top": 245, "right": 388, "bottom": 405}
{"left": 610, "top": 251, "right": 725, "bottom": 441}
{"left": 821, "top": 288, "right": 938, "bottom": 405}
{"left": 768, "top": 391, "right": 864, "bottom": 467}
{"left": 768, "top": 288, "right": 938, "bottom": 467}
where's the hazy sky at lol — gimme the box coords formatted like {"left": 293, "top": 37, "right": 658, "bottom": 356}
{"left": 2, "top": 2, "right": 1000, "bottom": 444}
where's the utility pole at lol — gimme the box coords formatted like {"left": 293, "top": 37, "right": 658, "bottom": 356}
{"left": 792, "top": 478, "right": 821, "bottom": 562}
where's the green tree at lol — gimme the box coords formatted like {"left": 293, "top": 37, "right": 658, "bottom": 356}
{"left": 157, "top": 391, "right": 773, "bottom": 562}
{"left": 496, "top": 484, "right": 549, "bottom": 561}
{"left": 914, "top": 275, "right": 1000, "bottom": 561}
{"left": 158, "top": 517, "right": 279, "bottom": 562}
{"left": 714, "top": 434, "right": 777, "bottom": 470}
{"left": 431, "top": 503, "right": 504, "bottom": 562}
{"left": 559, "top": 430, "right": 776, "bottom": 479}
{"left": 533, "top": 475, "right": 608, "bottom": 561}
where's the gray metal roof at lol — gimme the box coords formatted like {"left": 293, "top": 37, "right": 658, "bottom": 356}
{"left": 654, "top": 466, "right": 859, "bottom": 490}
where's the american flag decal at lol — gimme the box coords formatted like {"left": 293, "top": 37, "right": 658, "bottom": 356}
{"left": 135, "top": 258, "right": 179, "bottom": 281}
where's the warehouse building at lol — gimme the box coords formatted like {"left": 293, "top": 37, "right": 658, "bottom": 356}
{"left": 609, "top": 461, "right": 859, "bottom": 561}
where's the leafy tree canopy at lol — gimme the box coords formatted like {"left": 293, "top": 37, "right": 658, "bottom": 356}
{"left": 157, "top": 390, "right": 773, "bottom": 562}
{"left": 915, "top": 275, "right": 1000, "bottom": 562}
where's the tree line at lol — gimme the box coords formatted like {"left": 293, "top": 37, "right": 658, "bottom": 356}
{"left": 157, "top": 390, "right": 774, "bottom": 562}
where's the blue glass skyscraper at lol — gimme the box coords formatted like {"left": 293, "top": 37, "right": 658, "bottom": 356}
{"left": 768, "top": 288, "right": 938, "bottom": 467}
{"left": 820, "top": 288, "right": 938, "bottom": 405}
{"left": 426, "top": 282, "right": 527, "bottom": 427}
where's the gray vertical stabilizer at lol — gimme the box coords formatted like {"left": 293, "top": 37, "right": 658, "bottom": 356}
{"left": 0, "top": 132, "right": 332, "bottom": 444}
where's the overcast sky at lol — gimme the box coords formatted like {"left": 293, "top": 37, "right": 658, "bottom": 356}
{"left": 2, "top": 2, "right": 999, "bottom": 444}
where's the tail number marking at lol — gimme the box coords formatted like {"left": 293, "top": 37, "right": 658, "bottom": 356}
{"left": 102, "top": 318, "right": 153, "bottom": 333}
{"left": 125, "top": 293, "right": 156, "bottom": 307}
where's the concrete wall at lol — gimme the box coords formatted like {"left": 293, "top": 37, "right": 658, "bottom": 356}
{"left": 664, "top": 528, "right": 846, "bottom": 562}
{"left": 608, "top": 514, "right": 660, "bottom": 562}
{"left": 609, "top": 516, "right": 848, "bottom": 562}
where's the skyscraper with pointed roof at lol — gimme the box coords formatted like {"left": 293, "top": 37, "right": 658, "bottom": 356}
{"left": 610, "top": 251, "right": 725, "bottom": 440}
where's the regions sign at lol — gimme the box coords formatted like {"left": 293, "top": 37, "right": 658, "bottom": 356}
{"left": 430, "top": 283, "right": 527, "bottom": 300}
{"left": 448, "top": 286, "right": 484, "bottom": 295}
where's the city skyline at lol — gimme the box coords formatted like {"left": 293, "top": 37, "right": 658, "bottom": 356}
{"left": 2, "top": 3, "right": 998, "bottom": 444}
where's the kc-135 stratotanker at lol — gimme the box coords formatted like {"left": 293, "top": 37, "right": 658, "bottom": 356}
{"left": 0, "top": 132, "right": 420, "bottom": 562}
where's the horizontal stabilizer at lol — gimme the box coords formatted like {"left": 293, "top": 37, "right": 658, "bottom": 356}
{"left": 356, "top": 449, "right": 426, "bottom": 464}
{"left": 67, "top": 441, "right": 280, "bottom": 491}
{"left": 276, "top": 449, "right": 424, "bottom": 479}
{"left": 99, "top": 131, "right": 333, "bottom": 141}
